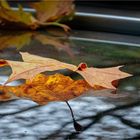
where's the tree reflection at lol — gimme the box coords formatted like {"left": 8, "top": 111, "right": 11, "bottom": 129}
{"left": 44, "top": 100, "right": 140, "bottom": 140}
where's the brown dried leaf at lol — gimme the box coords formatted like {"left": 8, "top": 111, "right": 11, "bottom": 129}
{"left": 0, "top": 0, "right": 74, "bottom": 31}
{"left": 0, "top": 1, "right": 38, "bottom": 29}
{"left": 0, "top": 52, "right": 131, "bottom": 90}
{"left": 30, "top": 0, "right": 74, "bottom": 23}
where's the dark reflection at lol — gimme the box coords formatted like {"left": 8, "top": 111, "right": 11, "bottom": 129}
{"left": 0, "top": 95, "right": 140, "bottom": 140}
{"left": 0, "top": 30, "right": 140, "bottom": 139}
{"left": 1, "top": 30, "right": 140, "bottom": 67}
{"left": 42, "top": 99, "right": 140, "bottom": 140}
{"left": 0, "top": 31, "right": 75, "bottom": 61}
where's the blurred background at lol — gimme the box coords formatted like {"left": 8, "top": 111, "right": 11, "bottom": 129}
{"left": 0, "top": 1, "right": 140, "bottom": 140}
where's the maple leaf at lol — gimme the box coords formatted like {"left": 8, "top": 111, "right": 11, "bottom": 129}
{"left": 0, "top": 52, "right": 131, "bottom": 90}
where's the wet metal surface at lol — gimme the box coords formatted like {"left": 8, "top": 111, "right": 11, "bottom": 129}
{"left": 0, "top": 30, "right": 140, "bottom": 140}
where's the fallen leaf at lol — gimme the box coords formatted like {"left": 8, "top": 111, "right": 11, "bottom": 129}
{"left": 30, "top": 0, "right": 74, "bottom": 23}
{"left": 0, "top": 0, "right": 74, "bottom": 31}
{"left": 0, "top": 74, "right": 91, "bottom": 105}
{"left": 0, "top": 1, "right": 38, "bottom": 29}
{"left": 0, "top": 52, "right": 131, "bottom": 89}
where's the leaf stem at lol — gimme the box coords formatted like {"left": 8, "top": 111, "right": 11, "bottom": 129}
{"left": 39, "top": 22, "right": 70, "bottom": 32}
{"left": 66, "top": 101, "right": 75, "bottom": 121}
{"left": 65, "top": 101, "right": 83, "bottom": 132}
